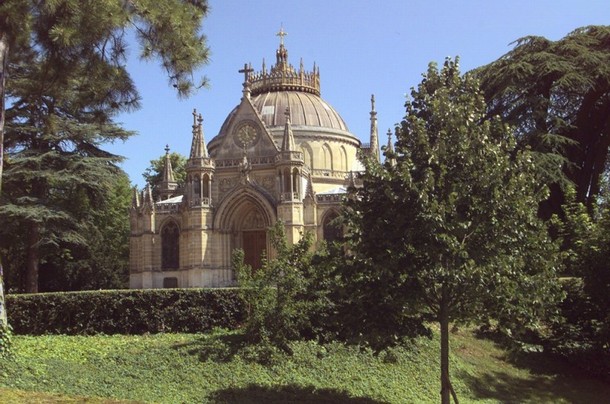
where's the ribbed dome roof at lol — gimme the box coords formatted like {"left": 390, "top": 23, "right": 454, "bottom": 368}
{"left": 251, "top": 91, "right": 348, "bottom": 131}
{"left": 212, "top": 35, "right": 357, "bottom": 146}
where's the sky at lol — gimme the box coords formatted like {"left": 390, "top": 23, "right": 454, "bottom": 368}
{"left": 108, "top": 0, "right": 610, "bottom": 188}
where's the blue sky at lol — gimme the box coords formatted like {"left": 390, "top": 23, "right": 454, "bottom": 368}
{"left": 108, "top": 0, "right": 610, "bottom": 187}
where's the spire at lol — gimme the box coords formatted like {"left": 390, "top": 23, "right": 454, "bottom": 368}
{"left": 159, "top": 145, "right": 178, "bottom": 200}
{"left": 282, "top": 107, "right": 296, "bottom": 152}
{"left": 349, "top": 171, "right": 357, "bottom": 188}
{"left": 190, "top": 108, "right": 208, "bottom": 159}
{"left": 276, "top": 26, "right": 288, "bottom": 68}
{"left": 131, "top": 186, "right": 140, "bottom": 209}
{"left": 386, "top": 128, "right": 396, "bottom": 167}
{"left": 162, "top": 145, "right": 175, "bottom": 183}
{"left": 369, "top": 94, "right": 380, "bottom": 162}
{"left": 143, "top": 183, "right": 154, "bottom": 208}
{"left": 305, "top": 171, "right": 315, "bottom": 199}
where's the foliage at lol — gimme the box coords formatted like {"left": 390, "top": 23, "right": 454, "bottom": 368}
{"left": 1, "top": 328, "right": 610, "bottom": 403}
{"left": 0, "top": 0, "right": 210, "bottom": 319}
{"left": 342, "top": 58, "right": 562, "bottom": 403}
{"left": 0, "top": 323, "right": 11, "bottom": 358}
{"left": 0, "top": 0, "right": 210, "bottom": 102}
{"left": 549, "top": 187, "right": 610, "bottom": 379}
{"left": 6, "top": 288, "right": 243, "bottom": 335}
{"left": 475, "top": 25, "right": 610, "bottom": 217}
{"left": 235, "top": 221, "right": 327, "bottom": 355}
{"left": 0, "top": 172, "right": 132, "bottom": 292}
{"left": 0, "top": 0, "right": 211, "bottom": 294}
{"left": 142, "top": 150, "right": 187, "bottom": 199}
{"left": 323, "top": 235, "right": 430, "bottom": 349}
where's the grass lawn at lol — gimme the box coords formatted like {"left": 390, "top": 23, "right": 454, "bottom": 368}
{"left": 0, "top": 327, "right": 608, "bottom": 403}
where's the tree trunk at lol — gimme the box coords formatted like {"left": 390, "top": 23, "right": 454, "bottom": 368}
{"left": 0, "top": 260, "right": 6, "bottom": 327}
{"left": 440, "top": 287, "right": 458, "bottom": 404}
{"left": 0, "top": 29, "right": 9, "bottom": 326}
{"left": 25, "top": 222, "right": 40, "bottom": 293}
{"left": 440, "top": 301, "right": 451, "bottom": 404}
{"left": 0, "top": 28, "right": 8, "bottom": 194}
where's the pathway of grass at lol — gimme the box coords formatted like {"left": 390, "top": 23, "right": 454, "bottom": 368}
{"left": 0, "top": 328, "right": 608, "bottom": 403}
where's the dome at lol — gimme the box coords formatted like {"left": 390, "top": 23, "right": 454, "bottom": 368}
{"left": 251, "top": 91, "right": 348, "bottom": 131}
{"left": 209, "top": 37, "right": 361, "bottom": 155}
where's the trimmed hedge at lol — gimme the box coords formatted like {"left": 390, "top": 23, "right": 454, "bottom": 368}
{"left": 6, "top": 288, "right": 245, "bottom": 335}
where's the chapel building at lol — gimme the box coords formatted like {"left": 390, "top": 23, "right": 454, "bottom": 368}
{"left": 129, "top": 34, "right": 381, "bottom": 289}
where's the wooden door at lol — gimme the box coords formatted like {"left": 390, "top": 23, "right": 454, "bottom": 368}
{"left": 242, "top": 230, "right": 266, "bottom": 270}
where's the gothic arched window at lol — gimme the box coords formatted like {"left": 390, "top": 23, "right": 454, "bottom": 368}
{"left": 193, "top": 175, "right": 201, "bottom": 198}
{"left": 161, "top": 221, "right": 180, "bottom": 269}
{"left": 322, "top": 211, "right": 341, "bottom": 243}
{"left": 202, "top": 174, "right": 210, "bottom": 199}
{"left": 283, "top": 168, "right": 291, "bottom": 192}
{"left": 292, "top": 168, "right": 300, "bottom": 195}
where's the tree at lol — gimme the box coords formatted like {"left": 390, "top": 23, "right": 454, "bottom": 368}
{"left": 0, "top": 171, "right": 132, "bottom": 292}
{"left": 0, "top": 40, "right": 137, "bottom": 293}
{"left": 475, "top": 26, "right": 610, "bottom": 218}
{"left": 551, "top": 186, "right": 610, "bottom": 378}
{"left": 342, "top": 58, "right": 562, "bottom": 404}
{"left": 234, "top": 222, "right": 329, "bottom": 355}
{"left": 0, "top": 0, "right": 210, "bottom": 319}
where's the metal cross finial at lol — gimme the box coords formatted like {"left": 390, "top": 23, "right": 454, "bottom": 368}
{"left": 165, "top": 144, "right": 170, "bottom": 154}
{"left": 238, "top": 62, "right": 254, "bottom": 83}
{"left": 277, "top": 26, "right": 287, "bottom": 46}
{"left": 371, "top": 94, "right": 376, "bottom": 111}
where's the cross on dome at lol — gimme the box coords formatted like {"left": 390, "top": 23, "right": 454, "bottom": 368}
{"left": 238, "top": 63, "right": 254, "bottom": 83}
{"left": 276, "top": 26, "right": 287, "bottom": 46}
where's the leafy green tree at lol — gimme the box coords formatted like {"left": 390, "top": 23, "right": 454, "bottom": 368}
{"left": 551, "top": 186, "right": 610, "bottom": 377}
{"left": 234, "top": 222, "right": 326, "bottom": 355}
{"left": 475, "top": 26, "right": 610, "bottom": 218}
{"left": 0, "top": 0, "right": 210, "bottom": 314}
{"left": 342, "top": 58, "right": 562, "bottom": 404}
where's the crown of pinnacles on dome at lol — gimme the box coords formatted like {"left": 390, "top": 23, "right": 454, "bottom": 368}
{"left": 246, "top": 27, "right": 321, "bottom": 97}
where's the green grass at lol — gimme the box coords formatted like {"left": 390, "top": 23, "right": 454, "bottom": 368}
{"left": 0, "top": 328, "right": 608, "bottom": 403}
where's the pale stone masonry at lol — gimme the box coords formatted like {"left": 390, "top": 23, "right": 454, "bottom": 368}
{"left": 129, "top": 33, "right": 381, "bottom": 289}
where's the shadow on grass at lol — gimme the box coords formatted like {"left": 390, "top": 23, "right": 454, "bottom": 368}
{"left": 460, "top": 349, "right": 610, "bottom": 403}
{"left": 172, "top": 331, "right": 247, "bottom": 363}
{"left": 207, "top": 384, "right": 387, "bottom": 404}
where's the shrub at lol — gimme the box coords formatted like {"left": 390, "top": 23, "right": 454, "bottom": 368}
{"left": 0, "top": 324, "right": 11, "bottom": 358}
{"left": 548, "top": 278, "right": 610, "bottom": 381}
{"left": 235, "top": 221, "right": 325, "bottom": 354}
{"left": 6, "top": 288, "right": 244, "bottom": 335}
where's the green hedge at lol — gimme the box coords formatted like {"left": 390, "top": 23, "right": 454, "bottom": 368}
{"left": 5, "top": 288, "right": 245, "bottom": 335}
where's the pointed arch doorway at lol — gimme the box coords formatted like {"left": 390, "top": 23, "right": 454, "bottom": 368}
{"left": 215, "top": 188, "right": 275, "bottom": 274}
{"left": 240, "top": 206, "right": 268, "bottom": 270}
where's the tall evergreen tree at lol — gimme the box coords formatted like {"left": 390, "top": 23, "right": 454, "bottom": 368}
{"left": 0, "top": 170, "right": 132, "bottom": 292}
{"left": 0, "top": 0, "right": 210, "bottom": 306}
{"left": 475, "top": 25, "right": 610, "bottom": 218}
{"left": 342, "top": 59, "right": 562, "bottom": 404}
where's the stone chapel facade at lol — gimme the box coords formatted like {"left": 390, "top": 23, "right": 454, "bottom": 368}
{"left": 129, "top": 35, "right": 381, "bottom": 289}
